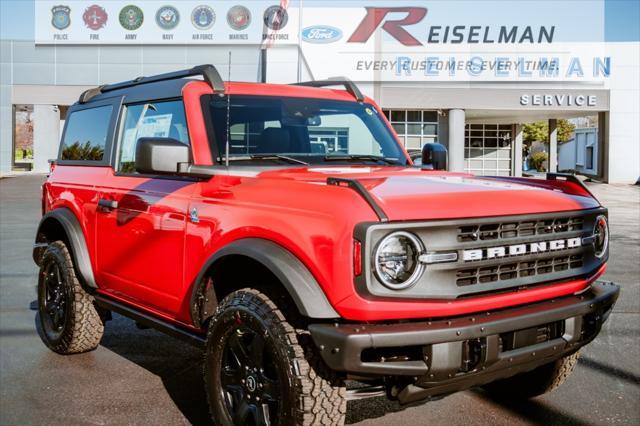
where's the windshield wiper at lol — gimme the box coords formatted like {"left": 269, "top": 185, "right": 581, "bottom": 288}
{"left": 228, "top": 154, "right": 310, "bottom": 165}
{"left": 323, "top": 155, "right": 400, "bottom": 165}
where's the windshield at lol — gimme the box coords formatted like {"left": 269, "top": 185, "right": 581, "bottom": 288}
{"left": 207, "top": 95, "right": 407, "bottom": 166}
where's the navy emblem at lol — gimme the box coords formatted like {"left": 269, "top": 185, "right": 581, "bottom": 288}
{"left": 51, "top": 5, "right": 71, "bottom": 30}
{"left": 191, "top": 5, "right": 215, "bottom": 30}
{"left": 227, "top": 5, "right": 251, "bottom": 31}
{"left": 119, "top": 5, "right": 144, "bottom": 31}
{"left": 156, "top": 5, "right": 180, "bottom": 30}
{"left": 263, "top": 5, "right": 288, "bottom": 31}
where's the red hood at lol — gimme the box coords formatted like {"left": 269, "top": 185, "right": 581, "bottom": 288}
{"left": 256, "top": 166, "right": 600, "bottom": 221}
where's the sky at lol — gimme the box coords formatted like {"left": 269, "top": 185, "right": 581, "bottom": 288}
{"left": 1, "top": 0, "right": 639, "bottom": 41}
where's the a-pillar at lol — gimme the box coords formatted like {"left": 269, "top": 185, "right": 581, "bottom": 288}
{"left": 548, "top": 118, "right": 558, "bottom": 173}
{"left": 448, "top": 109, "right": 465, "bottom": 172}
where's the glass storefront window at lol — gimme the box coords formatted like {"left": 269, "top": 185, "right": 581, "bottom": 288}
{"left": 382, "top": 109, "right": 439, "bottom": 150}
{"left": 464, "top": 124, "right": 513, "bottom": 176}
{"left": 12, "top": 105, "right": 34, "bottom": 171}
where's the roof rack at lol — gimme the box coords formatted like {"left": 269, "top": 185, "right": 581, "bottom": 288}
{"left": 78, "top": 64, "right": 225, "bottom": 104}
{"left": 293, "top": 77, "right": 365, "bottom": 102}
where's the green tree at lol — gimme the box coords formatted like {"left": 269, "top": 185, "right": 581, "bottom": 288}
{"left": 523, "top": 120, "right": 576, "bottom": 144}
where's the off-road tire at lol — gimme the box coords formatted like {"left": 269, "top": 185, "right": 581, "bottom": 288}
{"left": 483, "top": 351, "right": 580, "bottom": 399}
{"left": 37, "top": 240, "right": 104, "bottom": 354}
{"left": 204, "top": 288, "right": 347, "bottom": 425}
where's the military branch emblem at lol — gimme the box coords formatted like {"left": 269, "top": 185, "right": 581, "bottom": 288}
{"left": 227, "top": 5, "right": 251, "bottom": 31}
{"left": 119, "top": 5, "right": 144, "bottom": 31}
{"left": 83, "top": 5, "right": 108, "bottom": 31}
{"left": 191, "top": 5, "right": 215, "bottom": 30}
{"left": 263, "top": 5, "right": 288, "bottom": 31}
{"left": 156, "top": 5, "right": 180, "bottom": 30}
{"left": 51, "top": 5, "right": 71, "bottom": 30}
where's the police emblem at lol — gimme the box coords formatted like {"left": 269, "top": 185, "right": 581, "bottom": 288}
{"left": 119, "top": 5, "right": 144, "bottom": 31}
{"left": 83, "top": 5, "right": 108, "bottom": 31}
{"left": 263, "top": 5, "right": 288, "bottom": 31}
{"left": 227, "top": 5, "right": 251, "bottom": 31}
{"left": 191, "top": 5, "right": 215, "bottom": 30}
{"left": 156, "top": 5, "right": 180, "bottom": 30}
{"left": 51, "top": 5, "right": 71, "bottom": 30}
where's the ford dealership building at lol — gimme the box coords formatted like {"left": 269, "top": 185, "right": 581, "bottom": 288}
{"left": 1, "top": 0, "right": 638, "bottom": 183}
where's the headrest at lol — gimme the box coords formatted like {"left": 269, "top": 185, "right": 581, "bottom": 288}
{"left": 255, "top": 127, "right": 291, "bottom": 153}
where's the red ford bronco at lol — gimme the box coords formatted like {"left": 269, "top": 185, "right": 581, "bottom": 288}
{"left": 34, "top": 65, "right": 619, "bottom": 425}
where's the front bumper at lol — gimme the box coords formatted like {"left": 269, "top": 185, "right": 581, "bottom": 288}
{"left": 309, "top": 280, "right": 619, "bottom": 404}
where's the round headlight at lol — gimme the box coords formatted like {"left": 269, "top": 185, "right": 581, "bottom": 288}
{"left": 593, "top": 215, "right": 609, "bottom": 258}
{"left": 374, "top": 231, "right": 424, "bottom": 290}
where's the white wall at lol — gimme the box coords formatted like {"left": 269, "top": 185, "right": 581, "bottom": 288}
{"left": 606, "top": 42, "right": 640, "bottom": 184}
{"left": 32, "top": 104, "right": 59, "bottom": 173}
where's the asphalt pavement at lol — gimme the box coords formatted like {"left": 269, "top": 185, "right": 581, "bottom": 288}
{"left": 1, "top": 174, "right": 638, "bottom": 425}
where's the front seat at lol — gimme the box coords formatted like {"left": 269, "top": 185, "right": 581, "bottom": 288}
{"left": 254, "top": 127, "right": 291, "bottom": 154}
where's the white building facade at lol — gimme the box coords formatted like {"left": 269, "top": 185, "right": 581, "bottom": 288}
{"left": 1, "top": 0, "right": 638, "bottom": 183}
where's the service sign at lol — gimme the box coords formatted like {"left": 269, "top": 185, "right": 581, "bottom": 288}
{"left": 35, "top": 0, "right": 300, "bottom": 45}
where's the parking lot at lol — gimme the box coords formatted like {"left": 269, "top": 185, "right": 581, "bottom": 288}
{"left": 1, "top": 174, "right": 638, "bottom": 425}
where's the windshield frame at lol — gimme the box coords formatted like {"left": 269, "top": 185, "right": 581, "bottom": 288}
{"left": 201, "top": 94, "right": 410, "bottom": 167}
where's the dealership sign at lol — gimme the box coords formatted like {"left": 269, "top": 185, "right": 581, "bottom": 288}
{"left": 35, "top": 1, "right": 610, "bottom": 82}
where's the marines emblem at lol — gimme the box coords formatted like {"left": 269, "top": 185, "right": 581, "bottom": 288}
{"left": 227, "top": 5, "right": 251, "bottom": 31}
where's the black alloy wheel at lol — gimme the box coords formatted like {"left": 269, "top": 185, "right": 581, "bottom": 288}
{"left": 40, "top": 260, "right": 68, "bottom": 337}
{"left": 219, "top": 323, "right": 281, "bottom": 425}
{"left": 36, "top": 240, "right": 104, "bottom": 354}
{"left": 204, "top": 289, "right": 347, "bottom": 426}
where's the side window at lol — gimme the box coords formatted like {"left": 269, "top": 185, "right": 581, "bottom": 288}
{"left": 60, "top": 105, "right": 112, "bottom": 161}
{"left": 117, "top": 100, "right": 190, "bottom": 173}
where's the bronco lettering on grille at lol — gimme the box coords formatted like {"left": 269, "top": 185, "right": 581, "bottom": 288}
{"left": 462, "top": 237, "right": 582, "bottom": 261}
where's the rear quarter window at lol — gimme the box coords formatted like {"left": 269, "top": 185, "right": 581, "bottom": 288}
{"left": 60, "top": 105, "right": 113, "bottom": 161}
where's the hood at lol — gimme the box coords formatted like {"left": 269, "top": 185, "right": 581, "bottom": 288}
{"left": 257, "top": 166, "right": 600, "bottom": 221}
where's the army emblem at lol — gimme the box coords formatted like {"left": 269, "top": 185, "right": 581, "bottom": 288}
{"left": 119, "top": 5, "right": 144, "bottom": 31}
{"left": 191, "top": 5, "right": 215, "bottom": 30}
{"left": 263, "top": 5, "right": 288, "bottom": 31}
{"left": 51, "top": 5, "right": 71, "bottom": 30}
{"left": 227, "top": 5, "right": 251, "bottom": 31}
{"left": 156, "top": 5, "right": 180, "bottom": 30}
{"left": 83, "top": 5, "right": 108, "bottom": 31}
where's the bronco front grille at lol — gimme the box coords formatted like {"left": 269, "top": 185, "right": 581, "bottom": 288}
{"left": 359, "top": 208, "right": 605, "bottom": 300}
{"left": 456, "top": 254, "right": 585, "bottom": 286}
{"left": 457, "top": 216, "right": 584, "bottom": 243}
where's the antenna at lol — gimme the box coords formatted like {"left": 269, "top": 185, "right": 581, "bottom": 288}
{"left": 225, "top": 51, "right": 232, "bottom": 167}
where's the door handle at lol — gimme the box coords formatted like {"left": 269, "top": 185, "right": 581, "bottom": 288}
{"left": 98, "top": 198, "right": 118, "bottom": 210}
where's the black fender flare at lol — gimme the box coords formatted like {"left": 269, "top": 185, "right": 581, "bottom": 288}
{"left": 190, "top": 238, "right": 339, "bottom": 326}
{"left": 33, "top": 208, "right": 98, "bottom": 290}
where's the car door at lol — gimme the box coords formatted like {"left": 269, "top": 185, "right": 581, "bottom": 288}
{"left": 94, "top": 99, "right": 196, "bottom": 317}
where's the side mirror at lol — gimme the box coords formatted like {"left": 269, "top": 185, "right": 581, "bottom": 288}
{"left": 421, "top": 143, "right": 448, "bottom": 170}
{"left": 135, "top": 137, "right": 190, "bottom": 174}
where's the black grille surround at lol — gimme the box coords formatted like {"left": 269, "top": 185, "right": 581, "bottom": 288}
{"left": 354, "top": 208, "right": 607, "bottom": 301}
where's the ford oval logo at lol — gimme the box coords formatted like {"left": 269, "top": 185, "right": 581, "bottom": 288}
{"left": 301, "top": 26, "right": 342, "bottom": 43}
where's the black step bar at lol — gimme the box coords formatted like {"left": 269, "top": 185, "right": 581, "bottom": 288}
{"left": 94, "top": 293, "right": 206, "bottom": 348}
{"left": 294, "top": 77, "right": 365, "bottom": 102}
{"left": 79, "top": 64, "right": 225, "bottom": 103}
